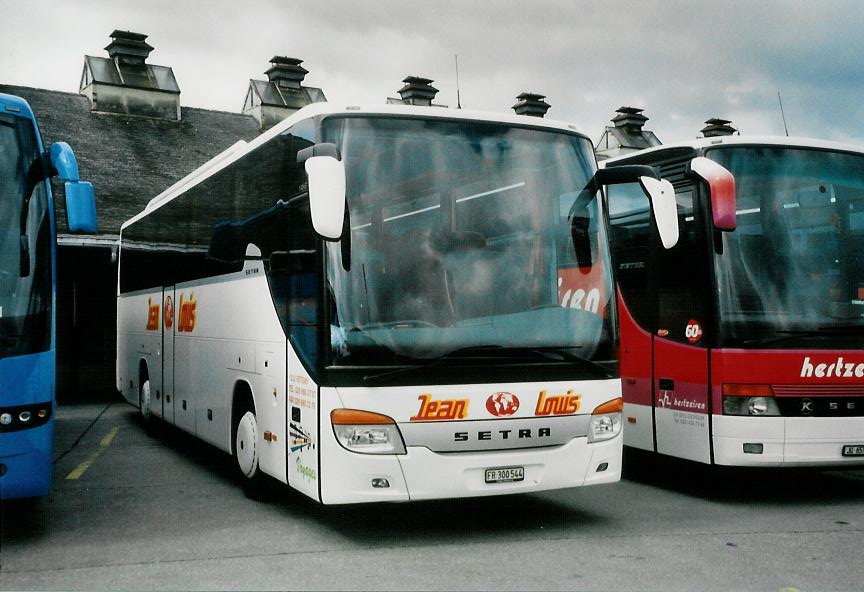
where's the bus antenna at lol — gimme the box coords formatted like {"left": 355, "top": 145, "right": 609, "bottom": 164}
{"left": 455, "top": 54, "right": 462, "bottom": 109}
{"left": 777, "top": 90, "right": 789, "bottom": 137}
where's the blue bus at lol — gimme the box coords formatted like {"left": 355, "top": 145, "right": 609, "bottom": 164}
{"left": 0, "top": 93, "right": 96, "bottom": 499}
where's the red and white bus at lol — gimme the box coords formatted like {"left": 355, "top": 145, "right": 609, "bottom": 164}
{"left": 605, "top": 137, "right": 864, "bottom": 466}
{"left": 117, "top": 102, "right": 678, "bottom": 503}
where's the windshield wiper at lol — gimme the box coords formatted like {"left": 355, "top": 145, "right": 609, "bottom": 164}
{"left": 361, "top": 344, "right": 599, "bottom": 385}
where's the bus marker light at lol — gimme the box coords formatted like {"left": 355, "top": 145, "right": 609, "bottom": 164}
{"left": 722, "top": 384, "right": 774, "bottom": 397}
{"left": 593, "top": 397, "right": 624, "bottom": 415}
{"left": 371, "top": 478, "right": 390, "bottom": 488}
{"left": 627, "top": 416, "right": 637, "bottom": 424}
{"left": 743, "top": 443, "right": 764, "bottom": 454}
{"left": 331, "top": 409, "right": 395, "bottom": 425}
{"left": 596, "top": 462, "right": 609, "bottom": 472}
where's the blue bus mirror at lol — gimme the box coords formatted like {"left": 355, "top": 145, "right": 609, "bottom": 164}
{"left": 65, "top": 181, "right": 97, "bottom": 233}
{"left": 49, "top": 142, "right": 81, "bottom": 182}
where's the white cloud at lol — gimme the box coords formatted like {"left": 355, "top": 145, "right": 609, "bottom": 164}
{"left": 2, "top": 0, "right": 862, "bottom": 144}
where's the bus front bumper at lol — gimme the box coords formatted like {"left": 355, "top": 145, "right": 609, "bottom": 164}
{"left": 320, "top": 435, "right": 621, "bottom": 504}
{"left": 0, "top": 426, "right": 53, "bottom": 499}
{"left": 713, "top": 415, "right": 864, "bottom": 467}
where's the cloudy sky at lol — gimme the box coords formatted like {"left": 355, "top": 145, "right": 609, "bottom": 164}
{"left": 2, "top": 0, "right": 862, "bottom": 146}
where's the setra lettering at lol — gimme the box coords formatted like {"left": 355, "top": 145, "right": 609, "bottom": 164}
{"left": 410, "top": 394, "right": 469, "bottom": 421}
{"left": 534, "top": 389, "right": 582, "bottom": 416}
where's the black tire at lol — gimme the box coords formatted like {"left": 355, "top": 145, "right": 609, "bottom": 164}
{"left": 232, "top": 404, "right": 271, "bottom": 500}
{"left": 139, "top": 376, "right": 154, "bottom": 430}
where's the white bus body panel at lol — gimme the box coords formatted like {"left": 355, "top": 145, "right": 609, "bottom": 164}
{"left": 117, "top": 258, "right": 288, "bottom": 483}
{"left": 318, "top": 379, "right": 623, "bottom": 504}
{"left": 713, "top": 415, "right": 864, "bottom": 467}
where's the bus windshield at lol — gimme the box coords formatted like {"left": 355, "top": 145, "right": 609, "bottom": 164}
{"left": 0, "top": 114, "right": 51, "bottom": 358}
{"left": 709, "top": 146, "right": 864, "bottom": 347}
{"left": 321, "top": 115, "right": 613, "bottom": 368}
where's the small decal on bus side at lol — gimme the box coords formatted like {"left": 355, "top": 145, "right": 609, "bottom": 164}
{"left": 178, "top": 293, "right": 197, "bottom": 333}
{"left": 164, "top": 295, "right": 174, "bottom": 329}
{"left": 146, "top": 298, "right": 160, "bottom": 331}
{"left": 685, "top": 320, "right": 703, "bottom": 343}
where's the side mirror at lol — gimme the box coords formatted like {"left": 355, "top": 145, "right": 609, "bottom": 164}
{"left": 571, "top": 165, "right": 680, "bottom": 264}
{"left": 49, "top": 142, "right": 81, "bottom": 182}
{"left": 688, "top": 157, "right": 736, "bottom": 231}
{"left": 638, "top": 177, "right": 679, "bottom": 249}
{"left": 65, "top": 181, "right": 97, "bottom": 233}
{"left": 301, "top": 143, "right": 346, "bottom": 241}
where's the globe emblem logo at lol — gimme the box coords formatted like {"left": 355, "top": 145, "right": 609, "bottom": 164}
{"left": 486, "top": 392, "right": 520, "bottom": 417}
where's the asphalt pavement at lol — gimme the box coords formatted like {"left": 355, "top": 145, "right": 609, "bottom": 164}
{"left": 2, "top": 400, "right": 864, "bottom": 591}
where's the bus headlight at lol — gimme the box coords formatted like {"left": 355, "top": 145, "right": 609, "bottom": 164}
{"left": 588, "top": 397, "right": 623, "bottom": 443}
{"left": 722, "top": 384, "right": 780, "bottom": 416}
{"left": 0, "top": 403, "right": 52, "bottom": 432}
{"left": 331, "top": 409, "right": 407, "bottom": 455}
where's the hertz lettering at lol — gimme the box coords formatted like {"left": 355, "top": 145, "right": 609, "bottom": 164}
{"left": 410, "top": 394, "right": 469, "bottom": 421}
{"left": 455, "top": 427, "right": 551, "bottom": 442}
{"left": 535, "top": 389, "right": 581, "bottom": 416}
{"left": 801, "top": 356, "right": 864, "bottom": 379}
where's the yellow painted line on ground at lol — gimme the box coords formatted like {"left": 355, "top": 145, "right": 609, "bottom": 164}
{"left": 65, "top": 427, "right": 120, "bottom": 480}
{"left": 100, "top": 426, "right": 120, "bottom": 447}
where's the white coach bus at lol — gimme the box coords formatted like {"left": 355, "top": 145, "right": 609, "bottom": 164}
{"left": 117, "top": 102, "right": 678, "bottom": 504}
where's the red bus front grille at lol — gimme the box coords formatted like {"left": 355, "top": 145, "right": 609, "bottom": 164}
{"left": 773, "top": 385, "right": 864, "bottom": 397}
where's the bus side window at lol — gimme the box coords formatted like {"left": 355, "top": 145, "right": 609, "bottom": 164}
{"left": 607, "top": 183, "right": 655, "bottom": 331}
{"left": 654, "top": 187, "right": 711, "bottom": 344}
{"left": 262, "top": 204, "right": 319, "bottom": 372}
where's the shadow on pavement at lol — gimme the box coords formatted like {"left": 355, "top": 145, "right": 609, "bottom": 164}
{"left": 622, "top": 446, "right": 864, "bottom": 505}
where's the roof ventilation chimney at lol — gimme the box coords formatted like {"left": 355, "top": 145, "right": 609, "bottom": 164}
{"left": 104, "top": 30, "right": 153, "bottom": 66}
{"left": 701, "top": 117, "right": 738, "bottom": 137}
{"left": 265, "top": 56, "right": 308, "bottom": 89}
{"left": 79, "top": 30, "right": 180, "bottom": 120}
{"left": 612, "top": 106, "right": 649, "bottom": 133}
{"left": 512, "top": 93, "right": 551, "bottom": 117}
{"left": 243, "top": 56, "right": 326, "bottom": 130}
{"left": 594, "top": 106, "right": 661, "bottom": 161}
{"left": 396, "top": 76, "right": 439, "bottom": 106}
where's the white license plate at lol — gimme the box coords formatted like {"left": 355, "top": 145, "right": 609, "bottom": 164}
{"left": 842, "top": 445, "right": 864, "bottom": 457}
{"left": 485, "top": 466, "right": 524, "bottom": 483}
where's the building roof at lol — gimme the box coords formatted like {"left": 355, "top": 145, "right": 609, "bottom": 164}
{"left": 0, "top": 84, "right": 261, "bottom": 240}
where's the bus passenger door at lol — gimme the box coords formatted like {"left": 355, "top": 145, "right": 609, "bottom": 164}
{"left": 162, "top": 287, "right": 176, "bottom": 424}
{"left": 607, "top": 183, "right": 658, "bottom": 451}
{"left": 651, "top": 186, "right": 712, "bottom": 463}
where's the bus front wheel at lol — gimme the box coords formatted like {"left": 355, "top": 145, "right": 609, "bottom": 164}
{"left": 233, "top": 408, "right": 269, "bottom": 499}
{"left": 139, "top": 378, "right": 153, "bottom": 426}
